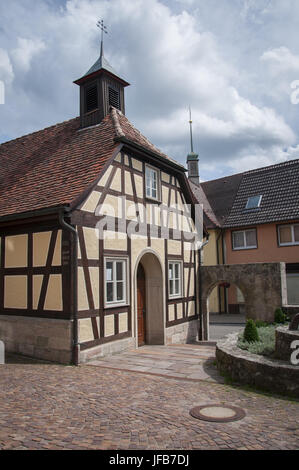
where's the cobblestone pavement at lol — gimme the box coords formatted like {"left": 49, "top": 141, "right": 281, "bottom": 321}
{"left": 87, "top": 344, "right": 224, "bottom": 383}
{"left": 0, "top": 347, "right": 298, "bottom": 450}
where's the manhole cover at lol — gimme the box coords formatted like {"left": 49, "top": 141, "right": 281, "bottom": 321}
{"left": 190, "top": 404, "right": 246, "bottom": 423}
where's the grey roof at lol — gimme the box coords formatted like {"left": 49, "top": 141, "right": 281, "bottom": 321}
{"left": 84, "top": 54, "right": 120, "bottom": 79}
{"left": 200, "top": 173, "right": 243, "bottom": 226}
{"left": 223, "top": 159, "right": 299, "bottom": 228}
{"left": 189, "top": 181, "right": 220, "bottom": 229}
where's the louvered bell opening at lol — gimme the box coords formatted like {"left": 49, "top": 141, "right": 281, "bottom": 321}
{"left": 85, "top": 85, "right": 98, "bottom": 113}
{"left": 108, "top": 86, "right": 120, "bottom": 110}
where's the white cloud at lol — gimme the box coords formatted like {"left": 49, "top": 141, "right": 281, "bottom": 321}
{"left": 0, "top": 48, "right": 14, "bottom": 84}
{"left": 11, "top": 37, "right": 46, "bottom": 72}
{"left": 0, "top": 0, "right": 298, "bottom": 181}
{"left": 261, "top": 46, "right": 299, "bottom": 73}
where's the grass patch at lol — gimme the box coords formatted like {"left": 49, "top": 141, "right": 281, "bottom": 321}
{"left": 237, "top": 324, "right": 279, "bottom": 357}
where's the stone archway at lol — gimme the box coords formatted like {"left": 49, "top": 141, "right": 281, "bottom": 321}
{"left": 201, "top": 263, "right": 288, "bottom": 340}
{"left": 134, "top": 251, "right": 165, "bottom": 346}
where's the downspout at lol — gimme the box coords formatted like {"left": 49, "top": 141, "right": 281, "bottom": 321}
{"left": 221, "top": 229, "right": 228, "bottom": 313}
{"left": 216, "top": 229, "right": 222, "bottom": 313}
{"left": 59, "top": 210, "right": 79, "bottom": 366}
{"left": 198, "top": 234, "right": 210, "bottom": 340}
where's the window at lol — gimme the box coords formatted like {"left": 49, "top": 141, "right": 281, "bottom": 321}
{"left": 168, "top": 261, "right": 182, "bottom": 298}
{"left": 278, "top": 224, "right": 299, "bottom": 246}
{"left": 108, "top": 86, "right": 120, "bottom": 110}
{"left": 85, "top": 85, "right": 98, "bottom": 113}
{"left": 105, "top": 259, "right": 127, "bottom": 306}
{"left": 145, "top": 166, "right": 160, "bottom": 200}
{"left": 245, "top": 195, "right": 262, "bottom": 210}
{"left": 232, "top": 229, "right": 257, "bottom": 250}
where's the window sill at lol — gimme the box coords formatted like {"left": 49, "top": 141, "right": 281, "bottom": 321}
{"left": 145, "top": 196, "right": 161, "bottom": 205}
{"left": 169, "top": 295, "right": 183, "bottom": 301}
{"left": 104, "top": 303, "right": 129, "bottom": 310}
{"left": 232, "top": 247, "right": 258, "bottom": 251}
{"left": 278, "top": 243, "right": 299, "bottom": 247}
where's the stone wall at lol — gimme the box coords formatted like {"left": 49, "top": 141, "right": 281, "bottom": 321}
{"left": 0, "top": 316, "right": 73, "bottom": 364}
{"left": 216, "top": 333, "right": 299, "bottom": 398}
{"left": 80, "top": 337, "right": 136, "bottom": 363}
{"left": 165, "top": 319, "right": 198, "bottom": 345}
{"left": 201, "top": 263, "right": 287, "bottom": 340}
{"left": 275, "top": 326, "right": 299, "bottom": 361}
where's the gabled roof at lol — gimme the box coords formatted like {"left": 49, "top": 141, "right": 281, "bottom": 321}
{"left": 200, "top": 173, "right": 243, "bottom": 226}
{"left": 223, "top": 159, "right": 299, "bottom": 228}
{"left": 0, "top": 108, "right": 184, "bottom": 220}
{"left": 189, "top": 181, "right": 220, "bottom": 229}
{"left": 196, "top": 159, "right": 299, "bottom": 230}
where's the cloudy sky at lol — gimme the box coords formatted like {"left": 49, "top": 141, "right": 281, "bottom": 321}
{"left": 1, "top": 0, "right": 299, "bottom": 180}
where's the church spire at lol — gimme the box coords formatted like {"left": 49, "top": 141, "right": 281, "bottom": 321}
{"left": 187, "top": 108, "right": 200, "bottom": 186}
{"left": 97, "top": 19, "right": 107, "bottom": 59}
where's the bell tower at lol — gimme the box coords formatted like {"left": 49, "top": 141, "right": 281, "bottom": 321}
{"left": 187, "top": 108, "right": 200, "bottom": 186}
{"left": 74, "top": 20, "right": 130, "bottom": 129}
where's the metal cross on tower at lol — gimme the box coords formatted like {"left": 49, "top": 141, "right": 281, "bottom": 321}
{"left": 97, "top": 19, "right": 108, "bottom": 57}
{"left": 189, "top": 107, "right": 194, "bottom": 154}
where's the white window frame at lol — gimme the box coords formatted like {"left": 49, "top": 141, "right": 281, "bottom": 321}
{"left": 278, "top": 224, "right": 299, "bottom": 247}
{"left": 104, "top": 258, "right": 129, "bottom": 308}
{"left": 145, "top": 164, "right": 160, "bottom": 201}
{"left": 245, "top": 195, "right": 262, "bottom": 210}
{"left": 232, "top": 229, "right": 257, "bottom": 250}
{"left": 168, "top": 261, "right": 183, "bottom": 299}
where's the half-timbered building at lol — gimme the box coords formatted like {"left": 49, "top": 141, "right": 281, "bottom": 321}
{"left": 0, "top": 45, "right": 203, "bottom": 364}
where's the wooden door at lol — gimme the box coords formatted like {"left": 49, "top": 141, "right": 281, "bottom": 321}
{"left": 137, "top": 264, "right": 146, "bottom": 347}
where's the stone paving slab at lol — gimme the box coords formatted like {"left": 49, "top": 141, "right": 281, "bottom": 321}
{"left": 87, "top": 344, "right": 224, "bottom": 383}
{"left": 87, "top": 344, "right": 222, "bottom": 383}
{"left": 0, "top": 360, "right": 298, "bottom": 450}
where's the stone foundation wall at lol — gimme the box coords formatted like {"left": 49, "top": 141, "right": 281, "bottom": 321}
{"left": 216, "top": 333, "right": 299, "bottom": 398}
{"left": 80, "top": 337, "right": 136, "bottom": 363}
{"left": 275, "top": 326, "right": 299, "bottom": 361}
{"left": 0, "top": 316, "right": 73, "bottom": 364}
{"left": 165, "top": 319, "right": 199, "bottom": 345}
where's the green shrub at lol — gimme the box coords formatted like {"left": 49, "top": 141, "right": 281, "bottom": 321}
{"left": 274, "top": 308, "right": 287, "bottom": 324}
{"left": 238, "top": 325, "right": 276, "bottom": 357}
{"left": 255, "top": 320, "right": 268, "bottom": 328}
{"left": 243, "top": 319, "right": 259, "bottom": 343}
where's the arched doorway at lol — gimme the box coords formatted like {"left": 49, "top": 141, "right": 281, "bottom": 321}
{"left": 135, "top": 251, "right": 164, "bottom": 346}
{"left": 207, "top": 281, "right": 246, "bottom": 341}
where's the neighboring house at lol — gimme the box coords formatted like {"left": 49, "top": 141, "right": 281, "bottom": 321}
{"left": 190, "top": 159, "right": 299, "bottom": 314}
{"left": 0, "top": 45, "right": 202, "bottom": 364}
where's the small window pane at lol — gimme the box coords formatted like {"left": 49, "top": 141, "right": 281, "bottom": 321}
{"left": 280, "top": 226, "right": 292, "bottom": 244}
{"left": 116, "top": 262, "right": 123, "bottom": 281}
{"left": 117, "top": 282, "right": 124, "bottom": 301}
{"left": 169, "top": 280, "right": 174, "bottom": 296}
{"left": 294, "top": 225, "right": 299, "bottom": 242}
{"left": 106, "top": 262, "right": 113, "bottom": 281}
{"left": 175, "top": 263, "right": 179, "bottom": 278}
{"left": 233, "top": 232, "right": 244, "bottom": 248}
{"left": 175, "top": 280, "right": 180, "bottom": 295}
{"left": 169, "top": 264, "right": 174, "bottom": 280}
{"left": 246, "top": 230, "right": 257, "bottom": 247}
{"left": 106, "top": 282, "right": 113, "bottom": 302}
